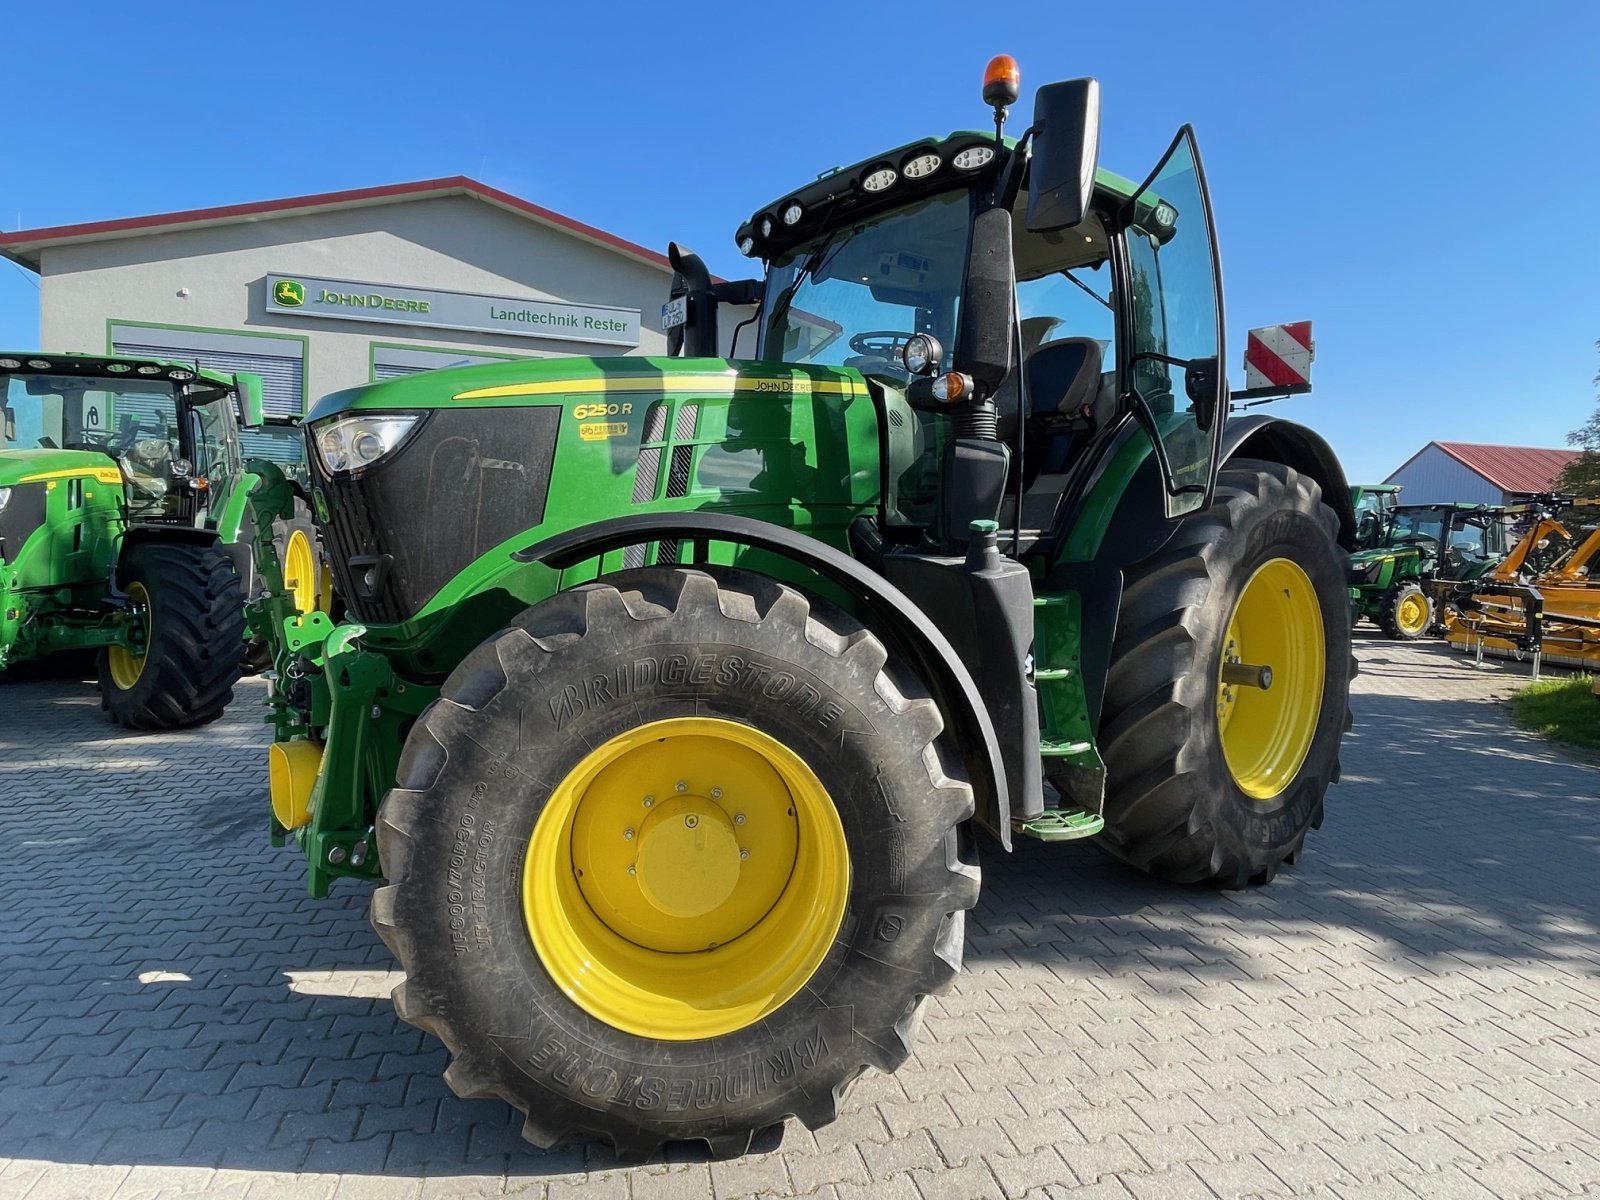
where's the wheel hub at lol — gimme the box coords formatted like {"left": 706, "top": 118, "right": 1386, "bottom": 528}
{"left": 634, "top": 802, "right": 741, "bottom": 920}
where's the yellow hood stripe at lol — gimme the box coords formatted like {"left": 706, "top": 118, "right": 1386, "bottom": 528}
{"left": 452, "top": 374, "right": 864, "bottom": 401}
{"left": 19, "top": 467, "right": 124, "bottom": 485}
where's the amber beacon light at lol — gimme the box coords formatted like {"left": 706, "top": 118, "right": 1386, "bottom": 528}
{"left": 982, "top": 54, "right": 1021, "bottom": 109}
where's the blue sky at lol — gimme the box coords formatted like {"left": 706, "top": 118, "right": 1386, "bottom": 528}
{"left": 2, "top": 1, "right": 1596, "bottom": 484}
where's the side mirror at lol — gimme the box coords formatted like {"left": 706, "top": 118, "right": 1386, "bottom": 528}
{"left": 1026, "top": 78, "right": 1100, "bottom": 233}
{"left": 234, "top": 373, "right": 265, "bottom": 428}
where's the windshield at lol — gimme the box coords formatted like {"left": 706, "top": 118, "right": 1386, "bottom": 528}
{"left": 0, "top": 373, "right": 181, "bottom": 454}
{"left": 760, "top": 190, "right": 971, "bottom": 375}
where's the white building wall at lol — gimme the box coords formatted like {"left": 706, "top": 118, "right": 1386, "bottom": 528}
{"left": 1385, "top": 445, "right": 1502, "bottom": 506}
{"left": 35, "top": 195, "right": 681, "bottom": 409}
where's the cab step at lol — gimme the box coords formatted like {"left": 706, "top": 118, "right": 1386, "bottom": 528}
{"left": 1014, "top": 807, "right": 1105, "bottom": 843}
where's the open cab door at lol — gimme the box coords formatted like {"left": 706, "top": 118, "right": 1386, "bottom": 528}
{"left": 1121, "top": 127, "right": 1226, "bottom": 518}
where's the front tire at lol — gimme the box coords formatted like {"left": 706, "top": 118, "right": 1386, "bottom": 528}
{"left": 371, "top": 567, "right": 978, "bottom": 1159}
{"left": 1379, "top": 581, "right": 1432, "bottom": 640}
{"left": 1098, "top": 460, "right": 1353, "bottom": 886}
{"left": 99, "top": 540, "right": 246, "bottom": 730}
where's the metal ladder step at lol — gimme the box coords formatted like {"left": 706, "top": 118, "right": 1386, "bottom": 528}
{"left": 1015, "top": 808, "right": 1105, "bottom": 843}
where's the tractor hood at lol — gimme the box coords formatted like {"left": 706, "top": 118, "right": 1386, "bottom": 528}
{"left": 303, "top": 357, "right": 867, "bottom": 421}
{"left": 0, "top": 446, "right": 123, "bottom": 488}
{"left": 303, "top": 356, "right": 878, "bottom": 629}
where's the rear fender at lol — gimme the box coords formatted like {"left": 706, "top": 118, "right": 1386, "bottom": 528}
{"left": 515, "top": 511, "right": 1013, "bottom": 848}
{"left": 1223, "top": 415, "right": 1356, "bottom": 549}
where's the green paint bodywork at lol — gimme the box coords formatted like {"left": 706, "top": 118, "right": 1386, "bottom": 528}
{"left": 0, "top": 353, "right": 265, "bottom": 672}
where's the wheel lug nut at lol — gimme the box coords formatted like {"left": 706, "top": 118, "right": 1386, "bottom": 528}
{"left": 627, "top": 865, "right": 636, "bottom": 876}
{"left": 739, "top": 847, "right": 749, "bottom": 860}
{"left": 675, "top": 780, "right": 688, "bottom": 793}
{"left": 710, "top": 787, "right": 723, "bottom": 799}
{"left": 623, "top": 828, "right": 635, "bottom": 840}
{"left": 734, "top": 813, "right": 746, "bottom": 825}
{"left": 685, "top": 815, "right": 698, "bottom": 828}
{"left": 642, "top": 795, "right": 654, "bottom": 808}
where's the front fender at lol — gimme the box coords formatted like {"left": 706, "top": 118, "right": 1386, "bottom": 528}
{"left": 516, "top": 511, "right": 1013, "bottom": 849}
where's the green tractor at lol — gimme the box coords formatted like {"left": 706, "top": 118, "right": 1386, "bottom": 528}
{"left": 1349, "top": 500, "right": 1509, "bottom": 638}
{"left": 251, "top": 59, "right": 1355, "bottom": 1157}
{"left": 0, "top": 351, "right": 268, "bottom": 727}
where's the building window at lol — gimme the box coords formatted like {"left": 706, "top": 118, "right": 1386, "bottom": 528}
{"left": 369, "top": 343, "right": 525, "bottom": 381}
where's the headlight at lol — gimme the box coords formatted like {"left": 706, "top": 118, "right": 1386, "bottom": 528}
{"left": 315, "top": 414, "right": 422, "bottom": 474}
{"left": 0, "top": 487, "right": 10, "bottom": 513}
{"left": 861, "top": 165, "right": 897, "bottom": 193}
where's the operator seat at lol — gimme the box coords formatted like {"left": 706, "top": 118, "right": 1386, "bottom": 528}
{"left": 1020, "top": 336, "right": 1116, "bottom": 483}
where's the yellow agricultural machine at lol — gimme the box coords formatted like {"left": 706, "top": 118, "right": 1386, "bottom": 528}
{"left": 1439, "top": 496, "right": 1600, "bottom": 673}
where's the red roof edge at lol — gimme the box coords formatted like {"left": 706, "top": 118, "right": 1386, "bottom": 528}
{"left": 0, "top": 176, "right": 673, "bottom": 273}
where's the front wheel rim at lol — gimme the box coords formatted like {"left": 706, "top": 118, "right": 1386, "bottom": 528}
{"left": 523, "top": 716, "right": 850, "bottom": 1041}
{"left": 283, "top": 530, "right": 318, "bottom": 616}
{"left": 106, "top": 581, "right": 151, "bottom": 690}
{"left": 1216, "top": 558, "right": 1326, "bottom": 801}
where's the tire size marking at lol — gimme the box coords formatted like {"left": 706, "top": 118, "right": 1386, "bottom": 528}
{"left": 447, "top": 784, "right": 496, "bottom": 957}
{"left": 523, "top": 1024, "right": 832, "bottom": 1111}
{"left": 543, "top": 652, "right": 846, "bottom": 733}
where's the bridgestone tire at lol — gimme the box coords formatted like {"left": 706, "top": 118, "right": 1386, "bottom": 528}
{"left": 98, "top": 540, "right": 247, "bottom": 730}
{"left": 1098, "top": 460, "right": 1353, "bottom": 887}
{"left": 1379, "top": 581, "right": 1432, "bottom": 641}
{"left": 371, "top": 567, "right": 980, "bottom": 1160}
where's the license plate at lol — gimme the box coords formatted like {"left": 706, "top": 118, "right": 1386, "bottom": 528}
{"left": 661, "top": 297, "right": 688, "bottom": 330}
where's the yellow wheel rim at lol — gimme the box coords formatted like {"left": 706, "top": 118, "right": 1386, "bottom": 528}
{"left": 106, "top": 581, "right": 151, "bottom": 691}
{"left": 524, "top": 716, "right": 849, "bottom": 1041}
{"left": 1396, "top": 592, "right": 1429, "bottom": 635}
{"left": 283, "top": 529, "right": 319, "bottom": 616}
{"left": 1216, "top": 558, "right": 1325, "bottom": 801}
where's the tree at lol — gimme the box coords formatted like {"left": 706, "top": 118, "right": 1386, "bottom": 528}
{"left": 1556, "top": 341, "right": 1600, "bottom": 499}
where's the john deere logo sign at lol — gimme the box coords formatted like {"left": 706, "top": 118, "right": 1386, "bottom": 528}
{"left": 265, "top": 272, "right": 640, "bottom": 347}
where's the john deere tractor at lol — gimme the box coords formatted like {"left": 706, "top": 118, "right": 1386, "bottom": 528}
{"left": 252, "top": 59, "right": 1355, "bottom": 1158}
{"left": 0, "top": 352, "right": 263, "bottom": 727}
{"left": 1349, "top": 500, "right": 1509, "bottom": 638}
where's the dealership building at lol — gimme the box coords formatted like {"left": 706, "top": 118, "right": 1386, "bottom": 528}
{"left": 0, "top": 176, "right": 723, "bottom": 455}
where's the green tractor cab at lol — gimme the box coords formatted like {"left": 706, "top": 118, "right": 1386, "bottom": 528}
{"left": 251, "top": 59, "right": 1356, "bottom": 1158}
{"left": 0, "top": 352, "right": 267, "bottom": 726}
{"left": 1349, "top": 500, "right": 1510, "bottom": 638}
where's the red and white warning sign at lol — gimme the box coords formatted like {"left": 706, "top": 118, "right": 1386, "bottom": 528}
{"left": 1242, "top": 321, "right": 1314, "bottom": 394}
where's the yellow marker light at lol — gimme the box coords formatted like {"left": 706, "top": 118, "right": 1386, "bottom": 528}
{"left": 982, "top": 54, "right": 1021, "bottom": 108}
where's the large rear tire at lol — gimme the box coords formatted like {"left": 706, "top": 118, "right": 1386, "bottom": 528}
{"left": 372, "top": 567, "right": 979, "bottom": 1159}
{"left": 1098, "top": 460, "right": 1353, "bottom": 886}
{"left": 99, "top": 540, "right": 246, "bottom": 730}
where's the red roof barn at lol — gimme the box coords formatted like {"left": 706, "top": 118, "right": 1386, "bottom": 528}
{"left": 1385, "top": 441, "right": 1578, "bottom": 506}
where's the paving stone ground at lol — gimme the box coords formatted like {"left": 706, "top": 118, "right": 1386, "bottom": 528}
{"left": 1, "top": 633, "right": 1598, "bottom": 1199}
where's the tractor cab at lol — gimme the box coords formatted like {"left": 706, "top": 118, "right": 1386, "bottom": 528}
{"left": 0, "top": 353, "right": 264, "bottom": 530}
{"left": 1350, "top": 483, "right": 1401, "bottom": 549}
{"left": 698, "top": 62, "right": 1231, "bottom": 559}
{"left": 1388, "top": 503, "right": 1509, "bottom": 581}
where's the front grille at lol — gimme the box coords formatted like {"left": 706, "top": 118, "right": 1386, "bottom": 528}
{"left": 0, "top": 483, "right": 46, "bottom": 563}
{"left": 312, "top": 407, "right": 562, "bottom": 623}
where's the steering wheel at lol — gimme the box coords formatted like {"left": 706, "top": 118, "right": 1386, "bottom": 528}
{"left": 848, "top": 331, "right": 915, "bottom": 359}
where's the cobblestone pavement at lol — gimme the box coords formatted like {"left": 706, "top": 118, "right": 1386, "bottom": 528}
{"left": 1, "top": 635, "right": 1597, "bottom": 1199}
